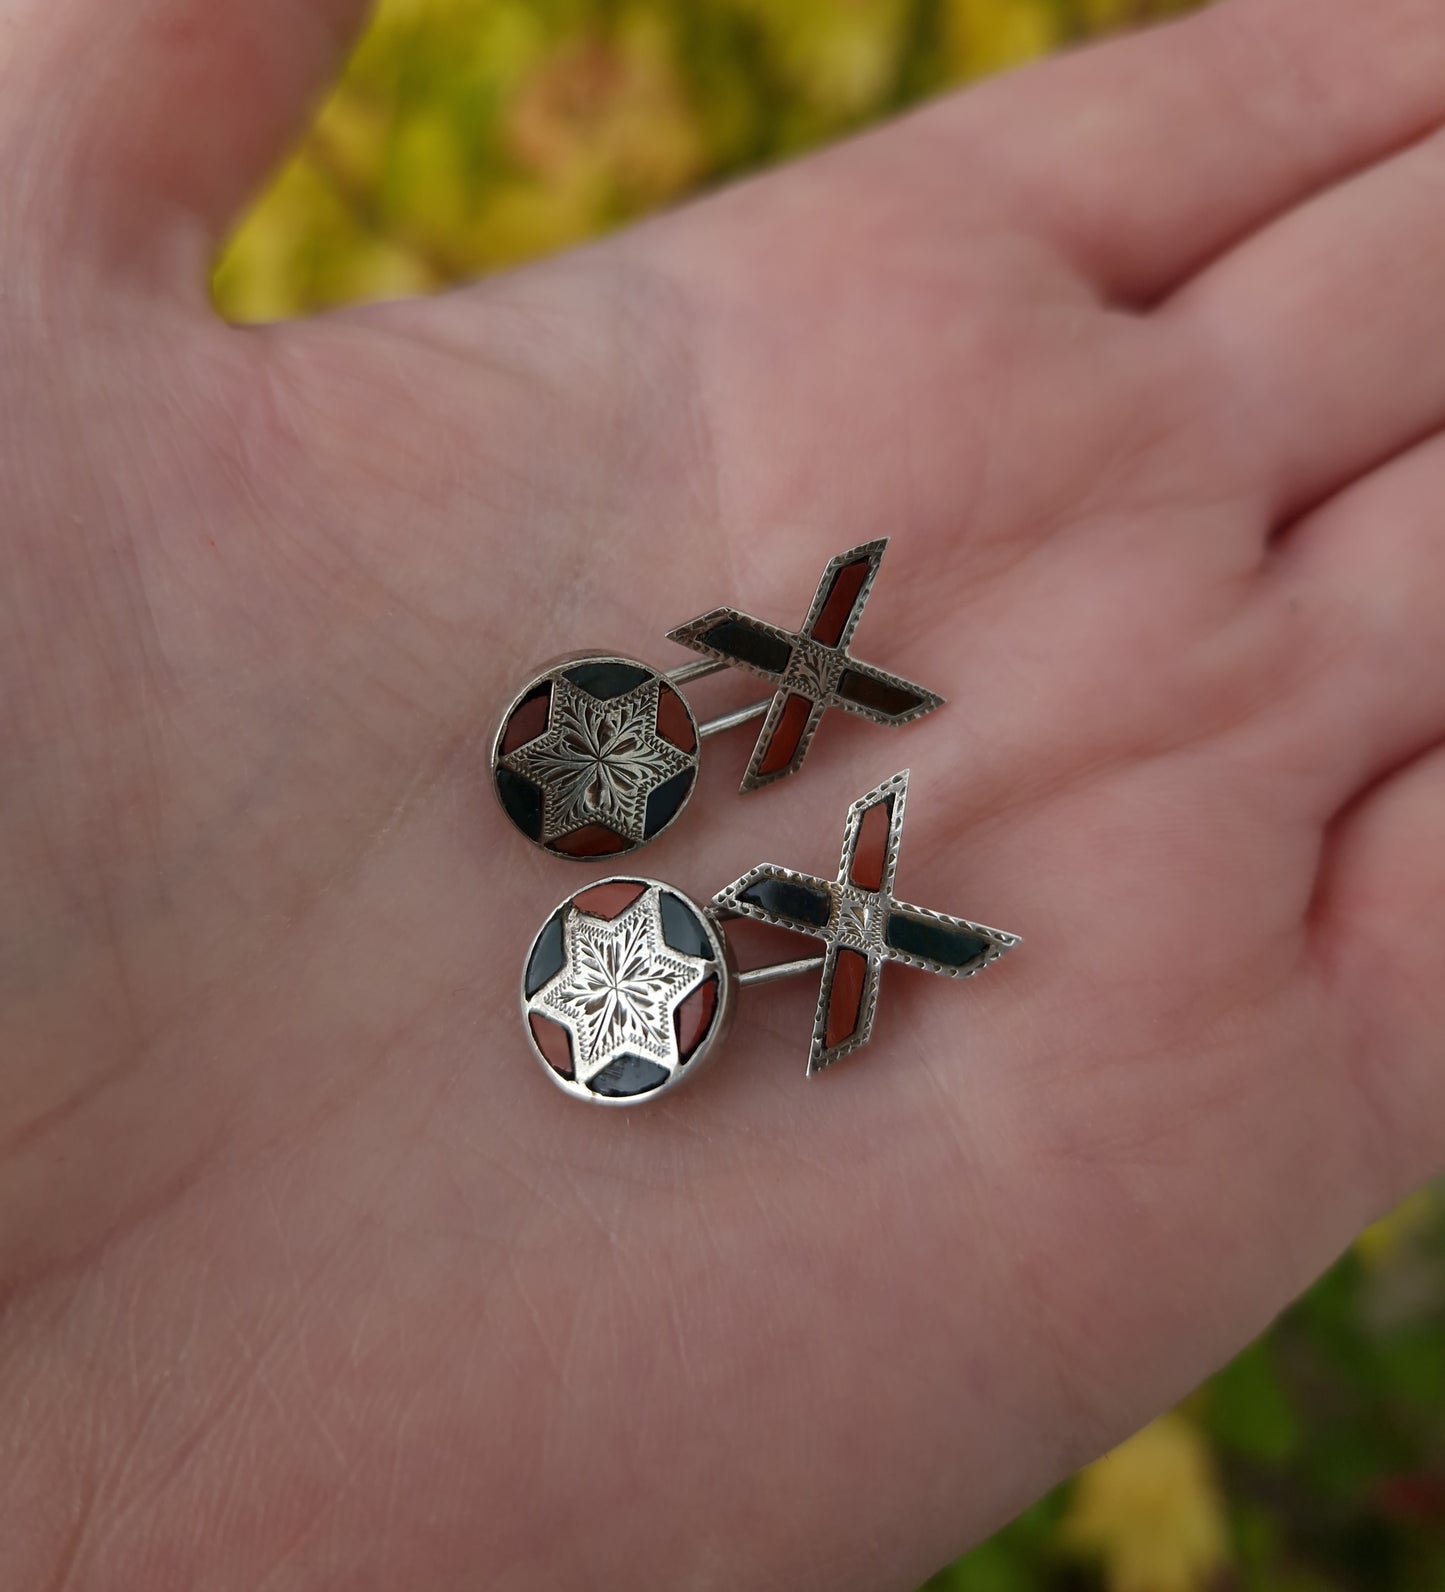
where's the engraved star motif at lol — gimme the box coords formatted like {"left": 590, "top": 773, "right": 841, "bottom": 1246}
{"left": 502, "top": 676, "right": 692, "bottom": 844}
{"left": 535, "top": 887, "right": 710, "bottom": 1083}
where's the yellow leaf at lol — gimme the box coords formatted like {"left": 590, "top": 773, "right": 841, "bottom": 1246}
{"left": 1355, "top": 1188, "right": 1439, "bottom": 1269}
{"left": 1062, "top": 1413, "right": 1231, "bottom": 1592}
{"left": 390, "top": 108, "right": 473, "bottom": 240}
{"left": 312, "top": 91, "right": 391, "bottom": 189}
{"left": 474, "top": 169, "right": 613, "bottom": 270}
{"left": 213, "top": 160, "right": 342, "bottom": 322}
{"left": 943, "top": 0, "right": 1062, "bottom": 79}
{"left": 505, "top": 21, "right": 702, "bottom": 211}
{"left": 333, "top": 236, "right": 440, "bottom": 306}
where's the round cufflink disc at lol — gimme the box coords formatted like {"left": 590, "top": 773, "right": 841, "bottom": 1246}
{"left": 492, "top": 654, "right": 700, "bottom": 859}
{"left": 521, "top": 876, "right": 735, "bottom": 1105}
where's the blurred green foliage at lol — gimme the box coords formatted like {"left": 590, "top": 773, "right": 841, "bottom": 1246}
{"left": 216, "top": 4, "right": 1445, "bottom": 1588}
{"left": 939, "top": 1198, "right": 1445, "bottom": 1590}
{"left": 215, "top": 0, "right": 1199, "bottom": 319}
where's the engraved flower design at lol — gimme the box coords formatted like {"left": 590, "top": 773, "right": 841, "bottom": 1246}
{"left": 535, "top": 888, "right": 709, "bottom": 1082}
{"left": 502, "top": 676, "right": 693, "bottom": 843}
{"left": 781, "top": 637, "right": 843, "bottom": 700}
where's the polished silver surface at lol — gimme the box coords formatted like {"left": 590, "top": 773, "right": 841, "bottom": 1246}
{"left": 736, "top": 955, "right": 827, "bottom": 989}
{"left": 697, "top": 698, "right": 771, "bottom": 740}
{"left": 502, "top": 674, "right": 691, "bottom": 843}
{"left": 712, "top": 770, "right": 1020, "bottom": 1075}
{"left": 492, "top": 655, "right": 700, "bottom": 858}
{"left": 665, "top": 657, "right": 728, "bottom": 687}
{"left": 521, "top": 878, "right": 734, "bottom": 1106}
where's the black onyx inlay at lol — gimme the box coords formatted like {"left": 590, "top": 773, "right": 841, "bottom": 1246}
{"left": 837, "top": 669, "right": 926, "bottom": 719}
{"left": 496, "top": 766, "right": 543, "bottom": 840}
{"left": 589, "top": 1055, "right": 672, "bottom": 1098}
{"left": 525, "top": 910, "right": 567, "bottom": 996}
{"left": 739, "top": 876, "right": 832, "bottom": 928}
{"left": 699, "top": 619, "right": 792, "bottom": 676}
{"left": 564, "top": 659, "right": 651, "bottom": 699}
{"left": 660, "top": 890, "right": 711, "bottom": 958}
{"left": 644, "top": 769, "right": 696, "bottom": 839}
{"left": 885, "top": 911, "right": 992, "bottom": 968}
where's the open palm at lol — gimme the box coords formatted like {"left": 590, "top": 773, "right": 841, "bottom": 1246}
{"left": 3, "top": 0, "right": 1444, "bottom": 1586}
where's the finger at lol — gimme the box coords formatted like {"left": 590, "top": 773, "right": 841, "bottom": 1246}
{"left": 1176, "top": 120, "right": 1445, "bottom": 526}
{"left": 1313, "top": 740, "right": 1445, "bottom": 1201}
{"left": 629, "top": 0, "right": 1445, "bottom": 308}
{"left": 1, "top": 0, "right": 371, "bottom": 285}
{"left": 1237, "top": 427, "right": 1445, "bottom": 819}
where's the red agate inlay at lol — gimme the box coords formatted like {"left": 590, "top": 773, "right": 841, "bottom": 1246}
{"left": 756, "top": 692, "right": 815, "bottom": 777}
{"left": 824, "top": 947, "right": 869, "bottom": 1050}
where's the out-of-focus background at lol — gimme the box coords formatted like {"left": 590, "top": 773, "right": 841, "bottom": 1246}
{"left": 215, "top": 0, "right": 1209, "bottom": 319}
{"left": 215, "top": 3, "right": 1445, "bottom": 1586}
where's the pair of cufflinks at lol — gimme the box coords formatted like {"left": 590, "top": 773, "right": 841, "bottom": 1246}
{"left": 491, "top": 541, "right": 1019, "bottom": 1106}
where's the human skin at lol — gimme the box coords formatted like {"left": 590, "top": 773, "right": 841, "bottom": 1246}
{"left": 1, "top": 0, "right": 1443, "bottom": 1586}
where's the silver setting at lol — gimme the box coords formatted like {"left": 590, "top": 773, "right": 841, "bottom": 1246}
{"left": 502, "top": 675, "right": 690, "bottom": 844}
{"left": 492, "top": 655, "right": 700, "bottom": 858}
{"left": 712, "top": 770, "right": 1019, "bottom": 1074}
{"left": 535, "top": 894, "right": 705, "bottom": 1072}
{"left": 781, "top": 636, "right": 846, "bottom": 699}
{"left": 522, "top": 879, "right": 734, "bottom": 1106}
{"left": 667, "top": 539, "right": 944, "bottom": 792}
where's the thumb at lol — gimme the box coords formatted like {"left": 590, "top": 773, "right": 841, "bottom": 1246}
{"left": 0, "top": 0, "right": 371, "bottom": 294}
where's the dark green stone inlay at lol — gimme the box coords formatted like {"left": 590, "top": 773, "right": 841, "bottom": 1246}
{"left": 589, "top": 1055, "right": 672, "bottom": 1098}
{"left": 644, "top": 768, "right": 696, "bottom": 839}
{"left": 885, "top": 911, "right": 992, "bottom": 969}
{"left": 837, "top": 668, "right": 926, "bottom": 719}
{"left": 524, "top": 910, "right": 567, "bottom": 996}
{"left": 564, "top": 659, "right": 651, "bottom": 699}
{"left": 739, "top": 875, "right": 832, "bottom": 928}
{"left": 496, "top": 765, "right": 543, "bottom": 840}
{"left": 660, "top": 889, "right": 711, "bottom": 958}
{"left": 699, "top": 619, "right": 792, "bottom": 676}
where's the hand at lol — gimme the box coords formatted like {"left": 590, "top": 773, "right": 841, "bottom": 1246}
{"left": 3, "top": 0, "right": 1443, "bottom": 1586}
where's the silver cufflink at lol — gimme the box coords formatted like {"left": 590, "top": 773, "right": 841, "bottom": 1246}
{"left": 492, "top": 540, "right": 943, "bottom": 858}
{"left": 519, "top": 770, "right": 1019, "bottom": 1104}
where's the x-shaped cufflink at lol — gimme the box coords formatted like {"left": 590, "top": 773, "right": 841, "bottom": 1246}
{"left": 712, "top": 770, "right": 1019, "bottom": 1073}
{"left": 667, "top": 539, "right": 944, "bottom": 792}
